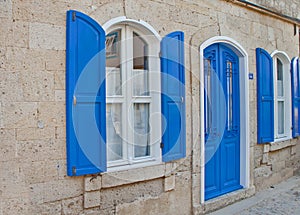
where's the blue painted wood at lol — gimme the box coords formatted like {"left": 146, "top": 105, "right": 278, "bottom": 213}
{"left": 66, "top": 10, "right": 106, "bottom": 176}
{"left": 161, "top": 31, "right": 186, "bottom": 162}
{"left": 292, "top": 57, "right": 300, "bottom": 137}
{"left": 256, "top": 48, "right": 274, "bottom": 143}
{"left": 204, "top": 44, "right": 242, "bottom": 200}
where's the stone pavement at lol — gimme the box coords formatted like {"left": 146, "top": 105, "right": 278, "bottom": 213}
{"left": 209, "top": 174, "right": 300, "bottom": 215}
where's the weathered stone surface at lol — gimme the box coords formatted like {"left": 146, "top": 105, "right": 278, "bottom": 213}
{"left": 2, "top": 102, "right": 38, "bottom": 129}
{"left": 30, "top": 201, "right": 62, "bottom": 215}
{"left": 0, "top": 71, "right": 23, "bottom": 102}
{"left": 29, "top": 22, "right": 65, "bottom": 50}
{"left": 85, "top": 176, "right": 102, "bottom": 192}
{"left": 37, "top": 102, "right": 65, "bottom": 127}
{"left": 5, "top": 47, "right": 46, "bottom": 71}
{"left": 16, "top": 138, "right": 65, "bottom": 161}
{"left": 0, "top": 0, "right": 12, "bottom": 18}
{"left": 270, "top": 140, "right": 295, "bottom": 151}
{"left": 272, "top": 161, "right": 286, "bottom": 173}
{"left": 16, "top": 126, "right": 55, "bottom": 141}
{"left": 101, "top": 164, "right": 165, "bottom": 188}
{"left": 12, "top": 0, "right": 93, "bottom": 25}
{"left": 1, "top": 197, "right": 29, "bottom": 215}
{"left": 55, "top": 126, "right": 66, "bottom": 140}
{"left": 54, "top": 70, "right": 65, "bottom": 90}
{"left": 100, "top": 179, "right": 164, "bottom": 210}
{"left": 29, "top": 179, "right": 83, "bottom": 203}
{"left": 84, "top": 191, "right": 101, "bottom": 209}
{"left": 0, "top": 1, "right": 299, "bottom": 214}
{"left": 20, "top": 160, "right": 59, "bottom": 184}
{"left": 164, "top": 175, "right": 175, "bottom": 192}
{"left": 254, "top": 166, "right": 272, "bottom": 178}
{"left": 0, "top": 139, "right": 17, "bottom": 162}
{"left": 20, "top": 70, "right": 55, "bottom": 102}
{"left": 55, "top": 89, "right": 65, "bottom": 101}
{"left": 62, "top": 196, "right": 83, "bottom": 214}
{"left": 46, "top": 50, "right": 65, "bottom": 71}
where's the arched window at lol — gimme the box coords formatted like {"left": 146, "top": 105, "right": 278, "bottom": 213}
{"left": 105, "top": 24, "right": 161, "bottom": 168}
{"left": 66, "top": 11, "right": 185, "bottom": 176}
{"left": 272, "top": 52, "right": 291, "bottom": 140}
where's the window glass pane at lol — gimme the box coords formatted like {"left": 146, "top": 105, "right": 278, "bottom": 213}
{"left": 106, "top": 104, "right": 123, "bottom": 161}
{"left": 134, "top": 103, "right": 150, "bottom": 158}
{"left": 133, "top": 32, "right": 149, "bottom": 96}
{"left": 226, "top": 61, "right": 233, "bottom": 130}
{"left": 106, "top": 30, "right": 122, "bottom": 96}
{"left": 106, "top": 67, "right": 122, "bottom": 96}
{"left": 278, "top": 101, "right": 284, "bottom": 135}
{"left": 277, "top": 58, "right": 283, "bottom": 97}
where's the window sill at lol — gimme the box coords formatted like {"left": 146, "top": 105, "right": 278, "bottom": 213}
{"left": 272, "top": 136, "right": 291, "bottom": 143}
{"left": 269, "top": 136, "right": 295, "bottom": 151}
{"left": 101, "top": 162, "right": 166, "bottom": 188}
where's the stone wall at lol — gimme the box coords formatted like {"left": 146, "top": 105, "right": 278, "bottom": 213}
{"left": 0, "top": 0, "right": 299, "bottom": 214}
{"left": 246, "top": 0, "right": 300, "bottom": 20}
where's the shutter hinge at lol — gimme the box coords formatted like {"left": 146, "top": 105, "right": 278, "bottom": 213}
{"left": 72, "top": 166, "right": 76, "bottom": 175}
{"left": 72, "top": 11, "right": 76, "bottom": 21}
{"left": 160, "top": 142, "right": 164, "bottom": 148}
{"left": 159, "top": 52, "right": 162, "bottom": 58}
{"left": 73, "top": 96, "right": 77, "bottom": 105}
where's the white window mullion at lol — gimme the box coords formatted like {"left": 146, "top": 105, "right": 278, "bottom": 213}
{"left": 119, "top": 26, "right": 129, "bottom": 163}
{"left": 125, "top": 26, "right": 135, "bottom": 163}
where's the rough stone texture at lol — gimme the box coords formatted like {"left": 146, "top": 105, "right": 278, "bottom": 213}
{"left": 62, "top": 196, "right": 83, "bottom": 215}
{"left": 100, "top": 179, "right": 164, "bottom": 211}
{"left": 29, "top": 22, "right": 65, "bottom": 50}
{"left": 84, "top": 176, "right": 102, "bottom": 192}
{"left": 84, "top": 191, "right": 101, "bottom": 209}
{"left": 209, "top": 175, "right": 300, "bottom": 215}
{"left": 164, "top": 175, "right": 175, "bottom": 192}
{"left": 0, "top": 0, "right": 12, "bottom": 18}
{"left": 1, "top": 0, "right": 300, "bottom": 214}
{"left": 248, "top": 0, "right": 300, "bottom": 20}
{"left": 101, "top": 164, "right": 165, "bottom": 188}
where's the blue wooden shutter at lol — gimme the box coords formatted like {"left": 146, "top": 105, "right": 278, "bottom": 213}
{"left": 256, "top": 48, "right": 274, "bottom": 143}
{"left": 66, "top": 10, "right": 106, "bottom": 176}
{"left": 292, "top": 57, "right": 300, "bottom": 137}
{"left": 161, "top": 31, "right": 186, "bottom": 162}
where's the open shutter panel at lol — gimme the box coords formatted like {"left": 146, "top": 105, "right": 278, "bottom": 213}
{"left": 66, "top": 10, "right": 106, "bottom": 176}
{"left": 292, "top": 57, "right": 300, "bottom": 138}
{"left": 161, "top": 31, "right": 186, "bottom": 162}
{"left": 256, "top": 48, "right": 274, "bottom": 143}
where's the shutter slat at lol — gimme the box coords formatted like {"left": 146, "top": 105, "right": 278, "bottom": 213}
{"left": 161, "top": 31, "right": 186, "bottom": 162}
{"left": 292, "top": 57, "right": 300, "bottom": 137}
{"left": 256, "top": 48, "right": 274, "bottom": 143}
{"left": 66, "top": 10, "right": 106, "bottom": 176}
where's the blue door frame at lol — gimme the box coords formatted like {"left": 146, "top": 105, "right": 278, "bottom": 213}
{"left": 204, "top": 44, "right": 242, "bottom": 200}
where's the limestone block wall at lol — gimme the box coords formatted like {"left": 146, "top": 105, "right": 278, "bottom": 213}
{"left": 247, "top": 0, "right": 300, "bottom": 20}
{"left": 0, "top": 0, "right": 299, "bottom": 215}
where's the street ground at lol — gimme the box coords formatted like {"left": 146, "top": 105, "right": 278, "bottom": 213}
{"left": 209, "top": 174, "right": 300, "bottom": 215}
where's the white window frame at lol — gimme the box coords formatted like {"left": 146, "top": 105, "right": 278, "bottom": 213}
{"left": 271, "top": 51, "right": 292, "bottom": 141}
{"left": 105, "top": 20, "right": 162, "bottom": 172}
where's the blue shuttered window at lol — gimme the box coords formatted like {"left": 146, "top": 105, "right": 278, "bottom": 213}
{"left": 292, "top": 57, "right": 300, "bottom": 137}
{"left": 66, "top": 10, "right": 106, "bottom": 176}
{"left": 256, "top": 48, "right": 274, "bottom": 143}
{"left": 161, "top": 32, "right": 186, "bottom": 162}
{"left": 66, "top": 11, "right": 186, "bottom": 176}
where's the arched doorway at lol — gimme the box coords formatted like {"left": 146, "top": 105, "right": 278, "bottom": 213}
{"left": 199, "top": 37, "right": 250, "bottom": 202}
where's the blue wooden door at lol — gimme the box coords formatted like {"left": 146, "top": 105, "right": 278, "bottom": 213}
{"left": 204, "top": 44, "right": 242, "bottom": 200}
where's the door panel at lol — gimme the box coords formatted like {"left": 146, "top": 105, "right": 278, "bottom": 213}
{"left": 204, "top": 44, "right": 242, "bottom": 200}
